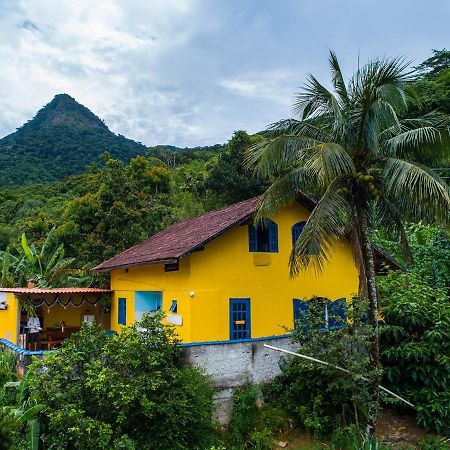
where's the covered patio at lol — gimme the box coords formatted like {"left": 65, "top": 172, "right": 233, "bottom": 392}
{"left": 0, "top": 287, "right": 112, "bottom": 351}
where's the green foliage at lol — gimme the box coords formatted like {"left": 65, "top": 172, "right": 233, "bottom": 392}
{"left": 226, "top": 385, "right": 288, "bottom": 449}
{"left": 418, "top": 436, "right": 450, "bottom": 450}
{"left": 415, "top": 49, "right": 450, "bottom": 80}
{"left": 28, "top": 312, "right": 215, "bottom": 449}
{"left": 0, "top": 227, "right": 90, "bottom": 288}
{"left": 0, "top": 369, "right": 43, "bottom": 450}
{"left": 330, "top": 425, "right": 392, "bottom": 450}
{"left": 373, "top": 223, "right": 450, "bottom": 290}
{"left": 379, "top": 271, "right": 450, "bottom": 435}
{"left": 270, "top": 298, "right": 374, "bottom": 437}
{"left": 56, "top": 153, "right": 174, "bottom": 266}
{"left": 0, "top": 350, "right": 16, "bottom": 388}
{"left": 0, "top": 408, "right": 24, "bottom": 450}
{"left": 205, "top": 131, "right": 268, "bottom": 208}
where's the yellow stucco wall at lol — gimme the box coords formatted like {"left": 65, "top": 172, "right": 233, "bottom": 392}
{"left": 37, "top": 303, "right": 109, "bottom": 329}
{"left": 110, "top": 203, "right": 359, "bottom": 343}
{"left": 0, "top": 293, "right": 19, "bottom": 344}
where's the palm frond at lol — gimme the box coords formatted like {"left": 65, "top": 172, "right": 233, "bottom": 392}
{"left": 376, "top": 83, "right": 407, "bottom": 112}
{"left": 371, "top": 197, "right": 413, "bottom": 263}
{"left": 364, "top": 99, "right": 401, "bottom": 152}
{"left": 293, "top": 74, "right": 342, "bottom": 120}
{"left": 244, "top": 135, "right": 318, "bottom": 177}
{"left": 255, "top": 167, "right": 317, "bottom": 221}
{"left": 289, "top": 178, "right": 352, "bottom": 276}
{"left": 386, "top": 127, "right": 440, "bottom": 153}
{"left": 383, "top": 112, "right": 450, "bottom": 162}
{"left": 303, "top": 142, "right": 356, "bottom": 184}
{"left": 383, "top": 158, "right": 450, "bottom": 225}
{"left": 328, "top": 51, "right": 349, "bottom": 105}
{"left": 351, "top": 57, "right": 411, "bottom": 104}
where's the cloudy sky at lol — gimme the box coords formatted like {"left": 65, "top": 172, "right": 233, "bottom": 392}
{"left": 0, "top": 1, "right": 448, "bottom": 147}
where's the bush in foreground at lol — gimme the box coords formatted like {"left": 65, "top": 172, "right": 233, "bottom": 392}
{"left": 28, "top": 312, "right": 215, "bottom": 449}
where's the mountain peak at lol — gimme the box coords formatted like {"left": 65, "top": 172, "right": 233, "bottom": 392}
{"left": 0, "top": 95, "right": 147, "bottom": 187}
{"left": 21, "top": 93, "right": 109, "bottom": 132}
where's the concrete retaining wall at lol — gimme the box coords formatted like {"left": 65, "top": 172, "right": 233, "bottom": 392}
{"left": 182, "top": 336, "right": 299, "bottom": 424}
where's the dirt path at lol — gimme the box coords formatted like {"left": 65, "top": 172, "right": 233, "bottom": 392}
{"left": 273, "top": 408, "right": 445, "bottom": 449}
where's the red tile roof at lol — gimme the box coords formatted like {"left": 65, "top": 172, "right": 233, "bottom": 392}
{"left": 94, "top": 196, "right": 261, "bottom": 271}
{"left": 94, "top": 195, "right": 403, "bottom": 272}
{"left": 0, "top": 287, "right": 112, "bottom": 295}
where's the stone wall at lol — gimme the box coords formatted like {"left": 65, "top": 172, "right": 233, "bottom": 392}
{"left": 182, "top": 336, "right": 299, "bottom": 425}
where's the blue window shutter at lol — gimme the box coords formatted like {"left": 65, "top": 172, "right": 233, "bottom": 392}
{"left": 293, "top": 299, "right": 309, "bottom": 332}
{"left": 292, "top": 221, "right": 306, "bottom": 245}
{"left": 169, "top": 300, "right": 178, "bottom": 313}
{"left": 118, "top": 298, "right": 126, "bottom": 325}
{"left": 268, "top": 221, "right": 278, "bottom": 252}
{"left": 248, "top": 225, "right": 257, "bottom": 252}
{"left": 329, "top": 298, "right": 347, "bottom": 329}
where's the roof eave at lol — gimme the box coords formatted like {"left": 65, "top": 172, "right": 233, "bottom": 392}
{"left": 93, "top": 258, "right": 178, "bottom": 273}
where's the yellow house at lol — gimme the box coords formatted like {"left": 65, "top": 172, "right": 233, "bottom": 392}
{"left": 95, "top": 195, "right": 399, "bottom": 343}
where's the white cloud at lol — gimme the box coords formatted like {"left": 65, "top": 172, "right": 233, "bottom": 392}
{"left": 220, "top": 70, "right": 297, "bottom": 104}
{"left": 0, "top": 0, "right": 209, "bottom": 145}
{"left": 0, "top": 0, "right": 446, "bottom": 147}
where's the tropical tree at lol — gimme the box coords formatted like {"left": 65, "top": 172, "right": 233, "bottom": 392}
{"left": 205, "top": 131, "right": 269, "bottom": 207}
{"left": 245, "top": 51, "right": 450, "bottom": 436}
{"left": 0, "top": 228, "right": 91, "bottom": 288}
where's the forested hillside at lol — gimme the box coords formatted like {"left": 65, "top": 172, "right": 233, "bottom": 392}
{"left": 0, "top": 130, "right": 265, "bottom": 273}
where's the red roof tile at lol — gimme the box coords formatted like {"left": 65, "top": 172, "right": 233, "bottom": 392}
{"left": 0, "top": 287, "right": 112, "bottom": 295}
{"left": 94, "top": 196, "right": 261, "bottom": 271}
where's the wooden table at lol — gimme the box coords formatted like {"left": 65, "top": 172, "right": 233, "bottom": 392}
{"left": 41, "top": 327, "right": 80, "bottom": 350}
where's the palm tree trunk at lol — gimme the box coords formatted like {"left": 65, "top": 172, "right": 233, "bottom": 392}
{"left": 356, "top": 204, "right": 381, "bottom": 438}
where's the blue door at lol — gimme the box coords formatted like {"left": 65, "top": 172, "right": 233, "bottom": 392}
{"left": 118, "top": 298, "right": 126, "bottom": 325}
{"left": 229, "top": 298, "right": 251, "bottom": 340}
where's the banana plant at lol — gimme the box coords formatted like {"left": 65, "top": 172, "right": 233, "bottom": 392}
{"left": 0, "top": 227, "right": 90, "bottom": 288}
{"left": 3, "top": 373, "right": 44, "bottom": 450}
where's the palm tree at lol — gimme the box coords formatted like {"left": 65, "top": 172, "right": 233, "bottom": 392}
{"left": 245, "top": 52, "right": 450, "bottom": 436}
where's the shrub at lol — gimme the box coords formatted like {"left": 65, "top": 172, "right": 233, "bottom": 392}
{"left": 379, "top": 271, "right": 450, "bottom": 435}
{"left": 226, "top": 385, "right": 288, "bottom": 449}
{"left": 269, "top": 297, "right": 374, "bottom": 438}
{"left": 0, "top": 408, "right": 25, "bottom": 450}
{"left": 28, "top": 312, "right": 216, "bottom": 449}
{"left": 0, "top": 350, "right": 16, "bottom": 388}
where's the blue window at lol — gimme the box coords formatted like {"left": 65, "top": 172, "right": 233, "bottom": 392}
{"left": 293, "top": 298, "right": 309, "bottom": 331}
{"left": 328, "top": 298, "right": 347, "bottom": 329}
{"left": 118, "top": 298, "right": 126, "bottom": 325}
{"left": 229, "top": 298, "right": 251, "bottom": 340}
{"left": 248, "top": 220, "right": 278, "bottom": 253}
{"left": 135, "top": 291, "right": 162, "bottom": 322}
{"left": 292, "top": 221, "right": 306, "bottom": 245}
{"left": 293, "top": 297, "right": 347, "bottom": 332}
